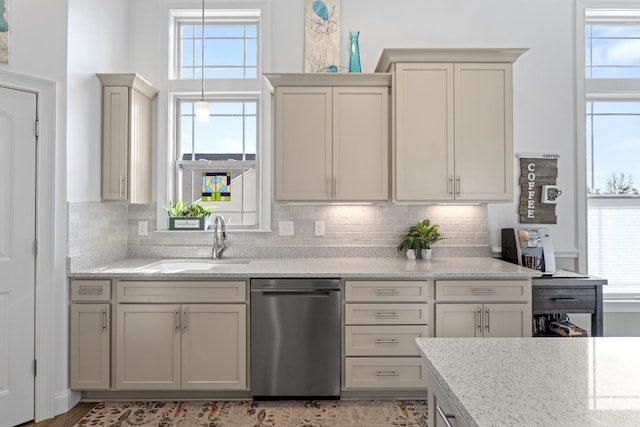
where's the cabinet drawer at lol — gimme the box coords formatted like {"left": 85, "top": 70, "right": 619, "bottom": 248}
{"left": 345, "top": 304, "right": 428, "bottom": 325}
{"left": 117, "top": 281, "right": 246, "bottom": 303}
{"left": 533, "top": 287, "right": 596, "bottom": 311}
{"left": 435, "top": 280, "right": 530, "bottom": 302}
{"left": 345, "top": 281, "right": 429, "bottom": 302}
{"left": 345, "top": 325, "right": 429, "bottom": 356}
{"left": 344, "top": 357, "right": 427, "bottom": 389}
{"left": 70, "top": 280, "right": 111, "bottom": 302}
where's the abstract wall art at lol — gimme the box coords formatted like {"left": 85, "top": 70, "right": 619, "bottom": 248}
{"left": 304, "top": 0, "right": 340, "bottom": 72}
{"left": 0, "top": 0, "right": 8, "bottom": 63}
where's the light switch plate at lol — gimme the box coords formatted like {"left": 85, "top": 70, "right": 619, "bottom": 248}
{"left": 138, "top": 221, "right": 148, "bottom": 236}
{"left": 314, "top": 221, "right": 325, "bottom": 237}
{"left": 279, "top": 220, "right": 294, "bottom": 236}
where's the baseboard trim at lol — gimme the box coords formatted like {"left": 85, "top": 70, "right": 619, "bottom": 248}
{"left": 54, "top": 389, "right": 82, "bottom": 417}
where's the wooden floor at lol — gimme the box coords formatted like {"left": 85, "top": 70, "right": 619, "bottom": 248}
{"left": 16, "top": 402, "right": 95, "bottom": 427}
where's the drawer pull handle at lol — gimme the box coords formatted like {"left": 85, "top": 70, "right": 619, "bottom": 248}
{"left": 436, "top": 405, "right": 456, "bottom": 427}
{"left": 375, "top": 312, "right": 400, "bottom": 318}
{"left": 553, "top": 297, "right": 578, "bottom": 301}
{"left": 375, "top": 371, "right": 399, "bottom": 376}
{"left": 78, "top": 286, "right": 103, "bottom": 295}
{"left": 472, "top": 288, "right": 497, "bottom": 294}
{"left": 375, "top": 289, "right": 399, "bottom": 294}
{"left": 375, "top": 339, "right": 399, "bottom": 344}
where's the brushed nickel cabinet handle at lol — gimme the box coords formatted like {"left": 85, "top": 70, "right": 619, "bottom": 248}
{"left": 436, "top": 405, "right": 456, "bottom": 427}
{"left": 485, "top": 307, "right": 490, "bottom": 332}
{"left": 175, "top": 309, "right": 180, "bottom": 332}
{"left": 375, "top": 371, "right": 399, "bottom": 376}
{"left": 472, "top": 288, "right": 497, "bottom": 294}
{"left": 448, "top": 177, "right": 453, "bottom": 196}
{"left": 78, "top": 286, "right": 103, "bottom": 295}
{"left": 476, "top": 308, "right": 482, "bottom": 330}
{"left": 183, "top": 308, "right": 189, "bottom": 333}
{"left": 374, "top": 289, "right": 399, "bottom": 294}
{"left": 119, "top": 176, "right": 125, "bottom": 198}
{"left": 375, "top": 339, "right": 399, "bottom": 344}
{"left": 101, "top": 308, "right": 108, "bottom": 332}
{"left": 455, "top": 176, "right": 461, "bottom": 196}
{"left": 375, "top": 312, "right": 400, "bottom": 318}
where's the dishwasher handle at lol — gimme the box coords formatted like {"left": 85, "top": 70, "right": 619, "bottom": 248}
{"left": 254, "top": 289, "right": 336, "bottom": 296}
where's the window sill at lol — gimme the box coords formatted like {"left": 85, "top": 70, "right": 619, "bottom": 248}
{"left": 604, "top": 286, "right": 640, "bottom": 312}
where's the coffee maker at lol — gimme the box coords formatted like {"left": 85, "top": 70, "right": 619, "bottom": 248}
{"left": 501, "top": 228, "right": 556, "bottom": 275}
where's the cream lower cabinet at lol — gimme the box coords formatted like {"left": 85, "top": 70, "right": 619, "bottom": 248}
{"left": 427, "top": 368, "right": 470, "bottom": 427}
{"left": 115, "top": 280, "right": 247, "bottom": 391}
{"left": 434, "top": 280, "right": 531, "bottom": 338}
{"left": 435, "top": 303, "right": 529, "bottom": 338}
{"left": 115, "top": 303, "right": 246, "bottom": 390}
{"left": 343, "top": 280, "right": 429, "bottom": 392}
{"left": 69, "top": 280, "right": 111, "bottom": 390}
{"left": 272, "top": 82, "right": 389, "bottom": 201}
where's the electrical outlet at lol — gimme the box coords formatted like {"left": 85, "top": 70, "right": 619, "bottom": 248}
{"left": 314, "top": 221, "right": 325, "bottom": 237}
{"left": 138, "top": 221, "right": 148, "bottom": 236}
{"left": 279, "top": 221, "right": 294, "bottom": 236}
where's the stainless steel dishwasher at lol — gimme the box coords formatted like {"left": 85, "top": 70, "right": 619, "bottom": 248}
{"left": 250, "top": 278, "right": 341, "bottom": 399}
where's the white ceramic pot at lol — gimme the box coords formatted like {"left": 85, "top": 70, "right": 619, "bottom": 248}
{"left": 420, "top": 248, "right": 432, "bottom": 260}
{"left": 405, "top": 249, "right": 417, "bottom": 260}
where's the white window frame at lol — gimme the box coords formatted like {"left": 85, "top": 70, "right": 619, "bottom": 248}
{"left": 577, "top": 0, "right": 640, "bottom": 308}
{"left": 157, "top": 1, "right": 272, "bottom": 232}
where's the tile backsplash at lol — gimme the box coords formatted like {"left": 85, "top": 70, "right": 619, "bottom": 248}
{"left": 68, "top": 202, "right": 490, "bottom": 269}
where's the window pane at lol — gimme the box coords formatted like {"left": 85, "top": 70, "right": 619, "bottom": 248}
{"left": 178, "top": 21, "right": 258, "bottom": 80}
{"left": 586, "top": 25, "right": 640, "bottom": 78}
{"left": 178, "top": 167, "right": 257, "bottom": 226}
{"left": 587, "top": 102, "right": 640, "bottom": 194}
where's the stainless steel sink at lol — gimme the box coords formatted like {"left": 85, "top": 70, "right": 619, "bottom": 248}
{"left": 138, "top": 258, "right": 251, "bottom": 272}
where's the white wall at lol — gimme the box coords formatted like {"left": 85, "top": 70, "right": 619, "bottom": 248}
{"left": 67, "top": 0, "right": 129, "bottom": 202}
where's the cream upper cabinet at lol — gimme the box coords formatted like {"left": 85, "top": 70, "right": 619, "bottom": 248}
{"left": 377, "top": 48, "right": 526, "bottom": 203}
{"left": 97, "top": 73, "right": 158, "bottom": 204}
{"left": 266, "top": 74, "right": 391, "bottom": 202}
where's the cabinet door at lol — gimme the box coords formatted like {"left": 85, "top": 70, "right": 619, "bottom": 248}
{"left": 394, "top": 63, "right": 454, "bottom": 202}
{"left": 274, "top": 87, "right": 332, "bottom": 200}
{"left": 115, "top": 304, "right": 181, "bottom": 390}
{"left": 333, "top": 87, "right": 389, "bottom": 200}
{"left": 454, "top": 63, "right": 513, "bottom": 201}
{"left": 181, "top": 304, "right": 247, "bottom": 390}
{"left": 435, "top": 304, "right": 482, "bottom": 337}
{"left": 102, "top": 86, "right": 129, "bottom": 201}
{"left": 483, "top": 303, "right": 530, "bottom": 338}
{"left": 69, "top": 304, "right": 110, "bottom": 390}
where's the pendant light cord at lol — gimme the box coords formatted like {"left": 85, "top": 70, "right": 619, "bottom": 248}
{"left": 201, "top": 0, "right": 205, "bottom": 100}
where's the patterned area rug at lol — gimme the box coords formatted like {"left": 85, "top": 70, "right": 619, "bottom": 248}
{"left": 73, "top": 400, "right": 428, "bottom": 427}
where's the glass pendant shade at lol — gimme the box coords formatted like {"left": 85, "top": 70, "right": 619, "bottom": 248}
{"left": 195, "top": 100, "right": 210, "bottom": 122}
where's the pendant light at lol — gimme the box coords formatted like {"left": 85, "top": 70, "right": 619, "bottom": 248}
{"left": 195, "top": 0, "right": 210, "bottom": 122}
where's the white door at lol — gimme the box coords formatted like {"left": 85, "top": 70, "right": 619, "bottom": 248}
{"left": 0, "top": 86, "right": 37, "bottom": 426}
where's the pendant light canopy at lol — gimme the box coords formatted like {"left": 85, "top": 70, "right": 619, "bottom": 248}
{"left": 196, "top": 0, "right": 210, "bottom": 122}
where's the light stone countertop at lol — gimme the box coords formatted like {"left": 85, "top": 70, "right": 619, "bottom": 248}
{"left": 416, "top": 337, "right": 640, "bottom": 427}
{"left": 67, "top": 256, "right": 541, "bottom": 279}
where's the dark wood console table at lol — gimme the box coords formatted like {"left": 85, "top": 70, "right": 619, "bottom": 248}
{"left": 532, "top": 273, "right": 606, "bottom": 337}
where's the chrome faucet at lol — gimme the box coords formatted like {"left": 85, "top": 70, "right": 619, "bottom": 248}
{"left": 211, "top": 215, "right": 227, "bottom": 259}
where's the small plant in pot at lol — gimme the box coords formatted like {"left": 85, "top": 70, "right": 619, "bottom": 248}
{"left": 164, "top": 200, "right": 215, "bottom": 230}
{"left": 397, "top": 234, "right": 420, "bottom": 260}
{"left": 398, "top": 219, "right": 444, "bottom": 260}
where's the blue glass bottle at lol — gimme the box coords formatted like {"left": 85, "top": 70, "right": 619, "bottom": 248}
{"left": 349, "top": 31, "right": 361, "bottom": 73}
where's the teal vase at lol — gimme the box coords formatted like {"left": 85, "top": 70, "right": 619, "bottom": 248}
{"left": 349, "top": 31, "right": 361, "bottom": 73}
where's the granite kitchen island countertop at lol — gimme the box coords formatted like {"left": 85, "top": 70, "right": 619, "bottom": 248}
{"left": 416, "top": 337, "right": 640, "bottom": 427}
{"left": 67, "top": 256, "right": 540, "bottom": 279}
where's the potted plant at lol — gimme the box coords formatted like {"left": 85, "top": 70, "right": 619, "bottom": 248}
{"left": 397, "top": 234, "right": 420, "bottom": 260}
{"left": 409, "top": 219, "right": 444, "bottom": 260}
{"left": 164, "top": 200, "right": 215, "bottom": 230}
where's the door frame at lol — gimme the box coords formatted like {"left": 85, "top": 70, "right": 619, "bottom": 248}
{"left": 0, "top": 70, "right": 57, "bottom": 422}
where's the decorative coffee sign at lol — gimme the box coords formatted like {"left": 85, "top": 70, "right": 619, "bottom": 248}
{"left": 518, "top": 157, "right": 558, "bottom": 224}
